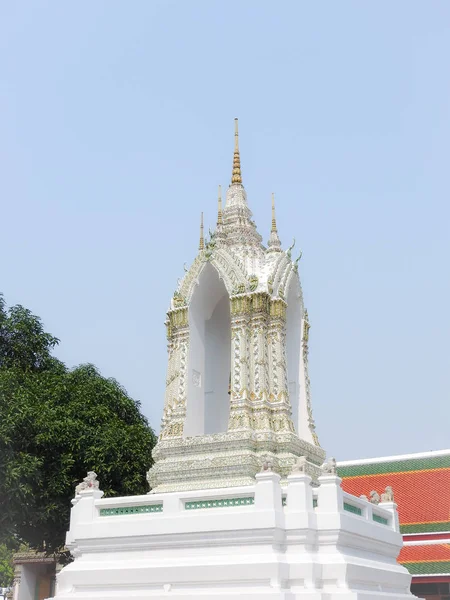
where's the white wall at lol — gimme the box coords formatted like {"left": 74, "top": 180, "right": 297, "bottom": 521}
{"left": 185, "top": 263, "right": 231, "bottom": 437}
{"left": 17, "top": 565, "right": 35, "bottom": 600}
{"left": 204, "top": 294, "right": 231, "bottom": 433}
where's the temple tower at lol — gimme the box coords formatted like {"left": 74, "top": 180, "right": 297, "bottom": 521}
{"left": 147, "top": 120, "right": 325, "bottom": 493}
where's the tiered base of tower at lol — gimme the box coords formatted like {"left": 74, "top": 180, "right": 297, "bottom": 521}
{"left": 51, "top": 472, "right": 414, "bottom": 600}
{"left": 147, "top": 430, "right": 325, "bottom": 492}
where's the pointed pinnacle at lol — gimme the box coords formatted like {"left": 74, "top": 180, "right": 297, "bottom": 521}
{"left": 231, "top": 118, "right": 242, "bottom": 184}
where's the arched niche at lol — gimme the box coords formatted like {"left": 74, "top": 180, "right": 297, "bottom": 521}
{"left": 285, "top": 274, "right": 303, "bottom": 435}
{"left": 184, "top": 262, "right": 231, "bottom": 437}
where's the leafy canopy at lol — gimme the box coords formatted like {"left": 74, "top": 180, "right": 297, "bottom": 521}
{"left": 0, "top": 294, "right": 157, "bottom": 554}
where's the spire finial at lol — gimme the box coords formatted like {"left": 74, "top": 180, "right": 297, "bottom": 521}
{"left": 217, "top": 185, "right": 223, "bottom": 226}
{"left": 267, "top": 193, "right": 282, "bottom": 251}
{"left": 231, "top": 118, "right": 242, "bottom": 184}
{"left": 199, "top": 212, "right": 204, "bottom": 250}
{"left": 271, "top": 192, "right": 278, "bottom": 233}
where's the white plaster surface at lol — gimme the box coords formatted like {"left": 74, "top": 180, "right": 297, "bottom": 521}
{"left": 49, "top": 474, "right": 414, "bottom": 600}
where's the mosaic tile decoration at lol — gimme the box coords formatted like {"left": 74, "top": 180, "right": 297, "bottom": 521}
{"left": 372, "top": 513, "right": 389, "bottom": 525}
{"left": 99, "top": 504, "right": 163, "bottom": 516}
{"left": 185, "top": 497, "right": 254, "bottom": 510}
{"left": 343, "top": 502, "right": 362, "bottom": 516}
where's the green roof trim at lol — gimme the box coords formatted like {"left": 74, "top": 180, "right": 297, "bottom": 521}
{"left": 337, "top": 455, "right": 450, "bottom": 478}
{"left": 403, "top": 561, "right": 450, "bottom": 575}
{"left": 401, "top": 521, "right": 450, "bottom": 534}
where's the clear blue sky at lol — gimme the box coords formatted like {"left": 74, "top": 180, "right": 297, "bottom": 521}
{"left": 1, "top": 1, "right": 449, "bottom": 460}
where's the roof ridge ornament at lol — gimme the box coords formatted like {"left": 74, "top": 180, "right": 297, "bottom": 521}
{"left": 231, "top": 118, "right": 242, "bottom": 184}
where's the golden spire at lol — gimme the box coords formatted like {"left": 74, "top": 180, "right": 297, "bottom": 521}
{"left": 231, "top": 118, "right": 242, "bottom": 184}
{"left": 217, "top": 185, "right": 223, "bottom": 226}
{"left": 271, "top": 192, "right": 278, "bottom": 233}
{"left": 199, "top": 212, "right": 204, "bottom": 250}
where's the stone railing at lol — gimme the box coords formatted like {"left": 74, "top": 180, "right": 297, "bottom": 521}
{"left": 342, "top": 491, "right": 393, "bottom": 528}
{"left": 68, "top": 469, "right": 399, "bottom": 538}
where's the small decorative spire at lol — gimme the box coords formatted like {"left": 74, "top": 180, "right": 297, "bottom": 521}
{"left": 271, "top": 192, "right": 277, "bottom": 233}
{"left": 217, "top": 185, "right": 223, "bottom": 226}
{"left": 199, "top": 212, "right": 204, "bottom": 250}
{"left": 231, "top": 118, "right": 242, "bottom": 184}
{"left": 267, "top": 193, "right": 281, "bottom": 251}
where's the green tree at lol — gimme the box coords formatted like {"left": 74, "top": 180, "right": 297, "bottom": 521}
{"left": 0, "top": 294, "right": 157, "bottom": 553}
{"left": 0, "top": 542, "right": 15, "bottom": 588}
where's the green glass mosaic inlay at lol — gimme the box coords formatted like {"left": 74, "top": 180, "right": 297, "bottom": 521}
{"left": 282, "top": 496, "right": 287, "bottom": 506}
{"left": 372, "top": 513, "right": 388, "bottom": 525}
{"left": 338, "top": 455, "right": 450, "bottom": 478}
{"left": 401, "top": 521, "right": 450, "bottom": 534}
{"left": 185, "top": 497, "right": 254, "bottom": 510}
{"left": 100, "top": 504, "right": 163, "bottom": 516}
{"left": 404, "top": 561, "right": 450, "bottom": 575}
{"left": 313, "top": 497, "right": 318, "bottom": 508}
{"left": 343, "top": 502, "right": 362, "bottom": 516}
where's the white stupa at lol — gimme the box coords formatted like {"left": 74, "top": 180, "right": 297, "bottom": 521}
{"left": 50, "top": 121, "right": 414, "bottom": 600}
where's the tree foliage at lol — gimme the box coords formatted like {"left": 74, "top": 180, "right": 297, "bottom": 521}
{"left": 0, "top": 542, "right": 15, "bottom": 588}
{"left": 0, "top": 294, "right": 157, "bottom": 553}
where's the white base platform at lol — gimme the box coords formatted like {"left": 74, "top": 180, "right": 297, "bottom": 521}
{"left": 50, "top": 473, "right": 414, "bottom": 600}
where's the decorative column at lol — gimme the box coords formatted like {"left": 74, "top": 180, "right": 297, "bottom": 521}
{"left": 159, "top": 302, "right": 189, "bottom": 440}
{"left": 268, "top": 298, "right": 295, "bottom": 435}
{"left": 248, "top": 292, "right": 273, "bottom": 434}
{"left": 228, "top": 295, "right": 252, "bottom": 431}
{"left": 286, "top": 459, "right": 314, "bottom": 513}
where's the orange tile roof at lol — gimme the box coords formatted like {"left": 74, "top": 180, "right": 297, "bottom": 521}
{"left": 338, "top": 453, "right": 450, "bottom": 534}
{"left": 398, "top": 544, "right": 450, "bottom": 575}
{"left": 400, "top": 544, "right": 450, "bottom": 562}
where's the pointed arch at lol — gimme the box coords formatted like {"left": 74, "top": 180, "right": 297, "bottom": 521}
{"left": 184, "top": 262, "right": 232, "bottom": 437}
{"left": 179, "top": 248, "right": 248, "bottom": 304}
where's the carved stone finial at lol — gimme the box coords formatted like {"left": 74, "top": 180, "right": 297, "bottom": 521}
{"left": 369, "top": 490, "right": 380, "bottom": 505}
{"left": 292, "top": 456, "right": 307, "bottom": 474}
{"left": 75, "top": 471, "right": 99, "bottom": 495}
{"left": 320, "top": 457, "right": 337, "bottom": 475}
{"left": 294, "top": 250, "right": 303, "bottom": 269}
{"left": 286, "top": 238, "right": 295, "bottom": 258}
{"left": 380, "top": 486, "right": 394, "bottom": 503}
{"left": 261, "top": 457, "right": 273, "bottom": 472}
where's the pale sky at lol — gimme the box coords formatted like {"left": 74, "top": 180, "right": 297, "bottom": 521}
{"left": 1, "top": 1, "right": 449, "bottom": 460}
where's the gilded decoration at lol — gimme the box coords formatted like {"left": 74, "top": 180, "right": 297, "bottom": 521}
{"left": 270, "top": 299, "right": 287, "bottom": 319}
{"left": 248, "top": 274, "right": 259, "bottom": 291}
{"left": 168, "top": 307, "right": 188, "bottom": 330}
